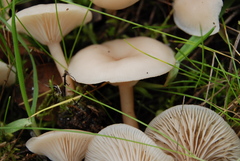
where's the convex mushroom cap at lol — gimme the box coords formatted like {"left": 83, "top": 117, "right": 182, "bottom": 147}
{"left": 0, "top": 61, "right": 15, "bottom": 86}
{"left": 7, "top": 3, "right": 92, "bottom": 95}
{"left": 26, "top": 130, "right": 94, "bottom": 161}
{"left": 173, "top": 0, "right": 223, "bottom": 36}
{"left": 91, "top": 0, "right": 139, "bottom": 10}
{"left": 85, "top": 124, "right": 174, "bottom": 161}
{"left": 145, "top": 104, "right": 240, "bottom": 160}
{"left": 69, "top": 36, "right": 175, "bottom": 127}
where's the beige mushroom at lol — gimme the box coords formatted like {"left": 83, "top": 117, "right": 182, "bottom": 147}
{"left": 7, "top": 3, "right": 92, "bottom": 95}
{"left": 0, "top": 61, "right": 15, "bottom": 86}
{"left": 173, "top": 0, "right": 223, "bottom": 36}
{"left": 85, "top": 124, "right": 174, "bottom": 161}
{"left": 26, "top": 130, "right": 94, "bottom": 161}
{"left": 145, "top": 104, "right": 240, "bottom": 160}
{"left": 90, "top": 0, "right": 139, "bottom": 10}
{"left": 68, "top": 36, "right": 176, "bottom": 128}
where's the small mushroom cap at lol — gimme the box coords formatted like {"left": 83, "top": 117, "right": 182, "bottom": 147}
{"left": 26, "top": 130, "right": 94, "bottom": 161}
{"left": 173, "top": 0, "right": 223, "bottom": 36}
{"left": 145, "top": 104, "right": 240, "bottom": 160}
{"left": 85, "top": 124, "right": 174, "bottom": 161}
{"left": 7, "top": 3, "right": 92, "bottom": 45}
{"left": 0, "top": 61, "right": 15, "bottom": 86}
{"left": 69, "top": 36, "right": 175, "bottom": 84}
{"left": 91, "top": 0, "right": 139, "bottom": 10}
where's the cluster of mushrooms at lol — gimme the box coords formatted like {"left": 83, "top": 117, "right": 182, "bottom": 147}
{"left": 26, "top": 105, "right": 240, "bottom": 160}
{"left": 5, "top": 0, "right": 240, "bottom": 161}
{"left": 7, "top": 2, "right": 177, "bottom": 128}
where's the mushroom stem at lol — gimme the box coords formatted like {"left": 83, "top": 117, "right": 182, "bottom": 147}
{"left": 118, "top": 81, "right": 139, "bottom": 128}
{"left": 48, "top": 42, "right": 74, "bottom": 96}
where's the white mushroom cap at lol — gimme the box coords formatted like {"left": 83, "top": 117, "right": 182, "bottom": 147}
{"left": 173, "top": 0, "right": 223, "bottom": 36}
{"left": 26, "top": 130, "right": 94, "bottom": 161}
{"left": 0, "top": 61, "right": 15, "bottom": 86}
{"left": 91, "top": 0, "right": 139, "bottom": 10}
{"left": 7, "top": 3, "right": 92, "bottom": 95}
{"left": 69, "top": 36, "right": 175, "bottom": 84}
{"left": 85, "top": 124, "right": 174, "bottom": 161}
{"left": 8, "top": 3, "right": 92, "bottom": 45}
{"left": 145, "top": 104, "right": 240, "bottom": 160}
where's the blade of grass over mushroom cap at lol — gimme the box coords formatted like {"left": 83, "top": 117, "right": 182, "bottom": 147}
{"left": 85, "top": 124, "right": 174, "bottom": 161}
{"left": 1, "top": 0, "right": 11, "bottom": 19}
{"left": 61, "top": 1, "right": 234, "bottom": 88}
{"left": 145, "top": 104, "right": 240, "bottom": 160}
{"left": 68, "top": 37, "right": 176, "bottom": 128}
{"left": 173, "top": 0, "right": 223, "bottom": 36}
{"left": 0, "top": 61, "right": 16, "bottom": 87}
{"left": 26, "top": 129, "right": 94, "bottom": 161}
{"left": 165, "top": 0, "right": 237, "bottom": 85}
{"left": 7, "top": 3, "right": 92, "bottom": 95}
{"left": 63, "top": 0, "right": 238, "bottom": 87}
{"left": 28, "top": 89, "right": 204, "bottom": 159}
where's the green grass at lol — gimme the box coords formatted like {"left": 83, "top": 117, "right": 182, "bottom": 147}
{"left": 0, "top": 0, "right": 239, "bottom": 160}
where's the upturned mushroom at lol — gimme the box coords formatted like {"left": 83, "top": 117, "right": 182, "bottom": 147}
{"left": 7, "top": 3, "right": 92, "bottom": 95}
{"left": 90, "top": 0, "right": 139, "bottom": 10}
{"left": 26, "top": 130, "right": 94, "bottom": 161}
{"left": 85, "top": 124, "right": 174, "bottom": 161}
{"left": 173, "top": 0, "right": 223, "bottom": 36}
{"left": 145, "top": 104, "right": 240, "bottom": 160}
{"left": 68, "top": 36, "right": 176, "bottom": 128}
{"left": 0, "top": 61, "right": 15, "bottom": 86}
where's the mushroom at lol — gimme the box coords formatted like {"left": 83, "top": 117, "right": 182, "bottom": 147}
{"left": 85, "top": 124, "right": 174, "bottom": 161}
{"left": 0, "top": 61, "right": 15, "bottom": 86}
{"left": 145, "top": 104, "right": 240, "bottom": 160}
{"left": 7, "top": 3, "right": 92, "bottom": 95}
{"left": 68, "top": 36, "right": 176, "bottom": 128}
{"left": 26, "top": 130, "right": 94, "bottom": 161}
{"left": 173, "top": 0, "right": 223, "bottom": 36}
{"left": 90, "top": 0, "right": 139, "bottom": 10}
